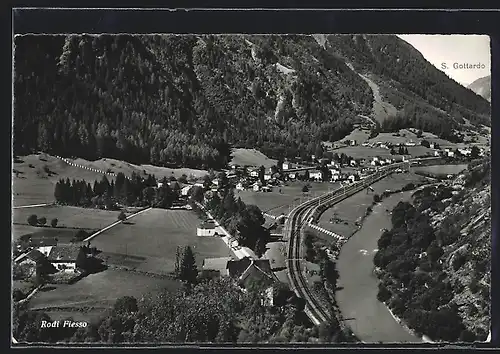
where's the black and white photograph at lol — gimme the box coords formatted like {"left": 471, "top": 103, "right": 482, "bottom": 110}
{"left": 12, "top": 17, "right": 492, "bottom": 345}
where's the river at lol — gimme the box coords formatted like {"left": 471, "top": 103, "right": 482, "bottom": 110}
{"left": 335, "top": 190, "right": 421, "bottom": 343}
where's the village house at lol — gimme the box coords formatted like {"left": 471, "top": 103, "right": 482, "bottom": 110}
{"left": 349, "top": 160, "right": 357, "bottom": 167}
{"left": 253, "top": 181, "right": 262, "bottom": 192}
{"left": 282, "top": 162, "right": 290, "bottom": 170}
{"left": 30, "top": 238, "right": 58, "bottom": 257}
{"left": 47, "top": 245, "right": 82, "bottom": 272}
{"left": 236, "top": 182, "right": 245, "bottom": 191}
{"left": 264, "top": 173, "right": 272, "bottom": 181}
{"left": 16, "top": 249, "right": 46, "bottom": 267}
{"left": 197, "top": 222, "right": 217, "bottom": 237}
{"left": 181, "top": 185, "right": 192, "bottom": 197}
{"left": 348, "top": 175, "right": 356, "bottom": 183}
{"left": 447, "top": 151, "right": 455, "bottom": 157}
{"left": 434, "top": 150, "right": 441, "bottom": 157}
{"left": 458, "top": 148, "right": 471, "bottom": 156}
{"left": 250, "top": 169, "right": 259, "bottom": 178}
{"left": 331, "top": 174, "right": 339, "bottom": 182}
{"left": 429, "top": 142, "right": 435, "bottom": 149}
{"left": 261, "top": 186, "right": 272, "bottom": 193}
{"left": 202, "top": 257, "right": 233, "bottom": 277}
{"left": 227, "top": 257, "right": 277, "bottom": 305}
{"left": 309, "top": 171, "right": 322, "bottom": 181}
{"left": 157, "top": 182, "right": 163, "bottom": 188}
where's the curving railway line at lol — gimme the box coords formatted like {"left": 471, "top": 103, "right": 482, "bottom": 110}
{"left": 284, "top": 157, "right": 441, "bottom": 326}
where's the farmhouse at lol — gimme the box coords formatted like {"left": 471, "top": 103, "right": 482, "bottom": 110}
{"left": 309, "top": 171, "right": 322, "bottom": 181}
{"left": 282, "top": 162, "right": 290, "bottom": 170}
{"left": 47, "top": 245, "right": 81, "bottom": 272}
{"left": 16, "top": 249, "right": 46, "bottom": 266}
{"left": 202, "top": 257, "right": 233, "bottom": 277}
{"left": 197, "top": 222, "right": 217, "bottom": 237}
{"left": 31, "top": 238, "right": 58, "bottom": 257}
{"left": 227, "top": 257, "right": 277, "bottom": 288}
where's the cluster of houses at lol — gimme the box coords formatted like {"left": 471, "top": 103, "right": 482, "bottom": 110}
{"left": 15, "top": 238, "right": 89, "bottom": 275}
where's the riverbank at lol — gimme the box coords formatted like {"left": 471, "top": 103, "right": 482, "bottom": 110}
{"left": 335, "top": 190, "right": 422, "bottom": 343}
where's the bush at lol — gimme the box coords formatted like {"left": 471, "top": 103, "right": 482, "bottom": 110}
{"left": 27, "top": 214, "right": 38, "bottom": 226}
{"left": 51, "top": 218, "right": 58, "bottom": 228}
{"left": 402, "top": 183, "right": 415, "bottom": 191}
{"left": 452, "top": 253, "right": 467, "bottom": 271}
{"left": 38, "top": 217, "right": 47, "bottom": 226}
{"left": 73, "top": 230, "right": 89, "bottom": 242}
{"left": 373, "top": 194, "right": 381, "bottom": 203}
{"left": 469, "top": 278, "right": 479, "bottom": 293}
{"left": 118, "top": 211, "right": 127, "bottom": 222}
{"left": 302, "top": 185, "right": 309, "bottom": 193}
{"left": 459, "top": 329, "right": 476, "bottom": 342}
{"left": 377, "top": 283, "right": 391, "bottom": 303}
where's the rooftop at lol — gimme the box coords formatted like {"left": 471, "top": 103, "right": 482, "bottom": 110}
{"left": 47, "top": 245, "right": 81, "bottom": 262}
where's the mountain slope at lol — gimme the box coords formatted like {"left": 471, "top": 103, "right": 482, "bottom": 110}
{"left": 468, "top": 75, "right": 491, "bottom": 102}
{"left": 374, "top": 158, "right": 491, "bottom": 342}
{"left": 13, "top": 35, "right": 490, "bottom": 169}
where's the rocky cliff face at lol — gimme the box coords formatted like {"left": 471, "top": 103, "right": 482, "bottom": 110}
{"left": 468, "top": 75, "right": 491, "bottom": 102}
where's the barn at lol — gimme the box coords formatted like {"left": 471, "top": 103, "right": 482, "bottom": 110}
{"left": 196, "top": 222, "right": 217, "bottom": 237}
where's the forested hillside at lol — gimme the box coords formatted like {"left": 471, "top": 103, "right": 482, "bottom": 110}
{"left": 325, "top": 35, "right": 491, "bottom": 138}
{"left": 14, "top": 35, "right": 490, "bottom": 169}
{"left": 374, "top": 158, "right": 491, "bottom": 342}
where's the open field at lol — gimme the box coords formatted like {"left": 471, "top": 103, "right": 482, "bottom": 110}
{"left": 237, "top": 182, "right": 338, "bottom": 216}
{"left": 341, "top": 129, "right": 372, "bottom": 144}
{"left": 28, "top": 269, "right": 181, "bottom": 323}
{"left": 318, "top": 172, "right": 428, "bottom": 238}
{"left": 336, "top": 191, "right": 420, "bottom": 342}
{"left": 13, "top": 205, "right": 130, "bottom": 230}
{"left": 70, "top": 157, "right": 208, "bottom": 180}
{"left": 89, "top": 208, "right": 232, "bottom": 273}
{"left": 230, "top": 148, "right": 277, "bottom": 168}
{"left": 13, "top": 154, "right": 107, "bottom": 206}
{"left": 333, "top": 145, "right": 434, "bottom": 160}
{"left": 413, "top": 164, "right": 468, "bottom": 176}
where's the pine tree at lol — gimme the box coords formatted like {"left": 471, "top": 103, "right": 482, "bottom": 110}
{"left": 179, "top": 246, "right": 198, "bottom": 284}
{"left": 174, "top": 246, "right": 181, "bottom": 277}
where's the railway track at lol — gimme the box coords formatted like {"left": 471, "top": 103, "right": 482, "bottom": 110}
{"left": 285, "top": 157, "right": 441, "bottom": 326}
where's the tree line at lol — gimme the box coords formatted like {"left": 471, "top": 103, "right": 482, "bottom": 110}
{"left": 54, "top": 172, "right": 180, "bottom": 209}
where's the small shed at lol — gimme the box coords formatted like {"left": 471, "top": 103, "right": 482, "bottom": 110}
{"left": 197, "top": 222, "right": 217, "bottom": 237}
